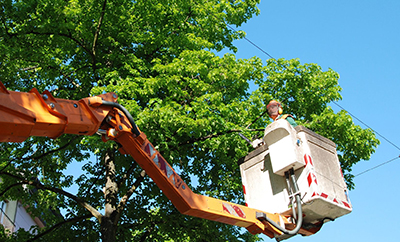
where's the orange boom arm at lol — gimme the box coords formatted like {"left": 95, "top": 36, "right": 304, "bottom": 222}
{"left": 0, "top": 82, "right": 315, "bottom": 238}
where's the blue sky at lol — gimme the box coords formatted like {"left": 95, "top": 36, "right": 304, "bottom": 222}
{"left": 222, "top": 1, "right": 400, "bottom": 241}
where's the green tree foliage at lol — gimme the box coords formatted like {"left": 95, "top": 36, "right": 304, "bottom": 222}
{"left": 0, "top": 0, "right": 378, "bottom": 241}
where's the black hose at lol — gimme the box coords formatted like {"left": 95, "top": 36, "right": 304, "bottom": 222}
{"left": 101, "top": 100, "right": 141, "bottom": 136}
{"left": 257, "top": 169, "right": 303, "bottom": 236}
{"left": 263, "top": 196, "right": 303, "bottom": 235}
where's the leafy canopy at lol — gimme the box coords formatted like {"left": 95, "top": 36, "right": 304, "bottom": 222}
{"left": 0, "top": 0, "right": 378, "bottom": 241}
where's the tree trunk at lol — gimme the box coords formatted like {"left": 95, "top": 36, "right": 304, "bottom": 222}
{"left": 101, "top": 216, "right": 117, "bottom": 242}
{"left": 101, "top": 149, "right": 119, "bottom": 242}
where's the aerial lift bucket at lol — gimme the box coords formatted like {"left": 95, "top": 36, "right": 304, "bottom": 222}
{"left": 239, "top": 120, "right": 352, "bottom": 239}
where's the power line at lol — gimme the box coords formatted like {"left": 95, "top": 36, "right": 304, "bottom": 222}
{"left": 354, "top": 155, "right": 400, "bottom": 177}
{"left": 332, "top": 101, "right": 400, "bottom": 177}
{"left": 224, "top": 24, "right": 275, "bottom": 59}
{"left": 332, "top": 101, "right": 400, "bottom": 152}
{"left": 193, "top": 0, "right": 275, "bottom": 59}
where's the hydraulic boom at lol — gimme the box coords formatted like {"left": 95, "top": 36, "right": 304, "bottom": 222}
{"left": 0, "top": 82, "right": 317, "bottom": 239}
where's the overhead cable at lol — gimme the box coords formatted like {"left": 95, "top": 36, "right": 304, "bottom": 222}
{"left": 224, "top": 24, "right": 275, "bottom": 59}
{"left": 354, "top": 155, "right": 400, "bottom": 177}
{"left": 332, "top": 101, "right": 400, "bottom": 152}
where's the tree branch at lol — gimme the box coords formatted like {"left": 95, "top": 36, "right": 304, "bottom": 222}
{"left": 0, "top": 172, "right": 103, "bottom": 222}
{"left": 29, "top": 136, "right": 80, "bottom": 161}
{"left": 20, "top": 65, "right": 39, "bottom": 71}
{"left": 91, "top": 0, "right": 107, "bottom": 80}
{"left": 0, "top": 136, "right": 79, "bottom": 173}
{"left": 139, "top": 221, "right": 156, "bottom": 242}
{"left": 0, "top": 159, "right": 13, "bottom": 173}
{"left": 92, "top": 0, "right": 107, "bottom": 56}
{"left": 245, "top": 109, "right": 269, "bottom": 129}
{"left": 23, "top": 30, "right": 90, "bottom": 54}
{"left": 84, "top": 161, "right": 105, "bottom": 198}
{"left": 0, "top": 182, "right": 25, "bottom": 197}
{"left": 117, "top": 160, "right": 138, "bottom": 189}
{"left": 27, "top": 214, "right": 92, "bottom": 242}
{"left": 47, "top": 66, "right": 81, "bottom": 90}
{"left": 19, "top": 136, "right": 79, "bottom": 162}
{"left": 115, "top": 170, "right": 146, "bottom": 224}
{"left": 179, "top": 128, "right": 264, "bottom": 146}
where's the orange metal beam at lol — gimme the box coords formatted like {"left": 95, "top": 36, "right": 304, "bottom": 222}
{"left": 0, "top": 82, "right": 115, "bottom": 142}
{"left": 0, "top": 82, "right": 305, "bottom": 238}
{"left": 112, "top": 121, "right": 285, "bottom": 237}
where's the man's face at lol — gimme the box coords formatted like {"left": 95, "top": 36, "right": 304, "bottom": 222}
{"left": 267, "top": 104, "right": 279, "bottom": 116}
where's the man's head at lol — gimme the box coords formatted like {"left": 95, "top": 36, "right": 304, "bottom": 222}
{"left": 266, "top": 100, "right": 282, "bottom": 119}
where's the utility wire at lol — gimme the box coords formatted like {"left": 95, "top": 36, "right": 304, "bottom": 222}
{"left": 193, "top": 0, "right": 275, "bottom": 59}
{"left": 354, "top": 155, "right": 400, "bottom": 177}
{"left": 331, "top": 101, "right": 400, "bottom": 176}
{"left": 332, "top": 101, "right": 400, "bottom": 152}
{"left": 224, "top": 24, "right": 275, "bottom": 59}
